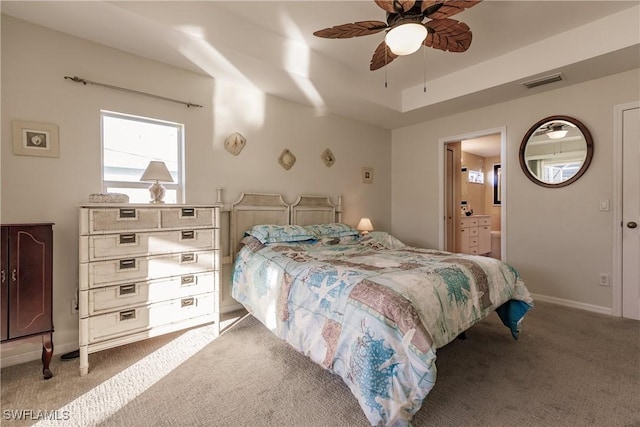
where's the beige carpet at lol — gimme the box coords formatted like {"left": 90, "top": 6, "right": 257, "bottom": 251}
{"left": 1, "top": 301, "right": 639, "bottom": 427}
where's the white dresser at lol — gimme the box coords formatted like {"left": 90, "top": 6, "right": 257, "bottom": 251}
{"left": 78, "top": 204, "right": 220, "bottom": 376}
{"left": 458, "top": 215, "right": 491, "bottom": 255}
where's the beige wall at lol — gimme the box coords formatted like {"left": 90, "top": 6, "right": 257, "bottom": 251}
{"left": 392, "top": 68, "right": 640, "bottom": 311}
{"left": 0, "top": 16, "right": 391, "bottom": 364}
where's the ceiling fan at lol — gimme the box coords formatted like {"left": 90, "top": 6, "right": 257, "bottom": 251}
{"left": 313, "top": 0, "right": 482, "bottom": 71}
{"left": 533, "top": 121, "right": 576, "bottom": 139}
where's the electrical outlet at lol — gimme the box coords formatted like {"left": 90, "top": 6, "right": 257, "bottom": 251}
{"left": 598, "top": 274, "right": 610, "bottom": 287}
{"left": 71, "top": 299, "right": 79, "bottom": 314}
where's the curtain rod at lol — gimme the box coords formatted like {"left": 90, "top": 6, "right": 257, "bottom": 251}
{"left": 64, "top": 76, "right": 203, "bottom": 108}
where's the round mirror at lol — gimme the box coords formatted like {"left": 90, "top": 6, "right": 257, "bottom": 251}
{"left": 519, "top": 115, "right": 594, "bottom": 188}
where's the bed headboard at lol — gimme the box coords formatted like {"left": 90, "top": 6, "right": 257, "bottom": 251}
{"left": 228, "top": 192, "right": 343, "bottom": 259}
{"left": 230, "top": 193, "right": 289, "bottom": 258}
{"left": 291, "top": 195, "right": 337, "bottom": 226}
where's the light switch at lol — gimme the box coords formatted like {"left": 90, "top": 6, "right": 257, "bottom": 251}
{"left": 599, "top": 200, "right": 610, "bottom": 211}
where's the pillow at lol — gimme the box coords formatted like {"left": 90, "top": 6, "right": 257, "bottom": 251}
{"left": 245, "top": 224, "right": 315, "bottom": 244}
{"left": 304, "top": 223, "right": 360, "bottom": 239}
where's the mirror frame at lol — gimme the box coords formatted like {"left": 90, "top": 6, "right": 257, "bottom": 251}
{"left": 519, "top": 115, "right": 594, "bottom": 188}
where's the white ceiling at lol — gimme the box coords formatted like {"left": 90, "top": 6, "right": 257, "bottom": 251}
{"left": 2, "top": 1, "right": 639, "bottom": 129}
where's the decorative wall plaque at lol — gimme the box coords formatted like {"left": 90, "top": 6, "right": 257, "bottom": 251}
{"left": 321, "top": 148, "right": 335, "bottom": 167}
{"left": 278, "top": 149, "right": 296, "bottom": 170}
{"left": 361, "top": 167, "right": 374, "bottom": 184}
{"left": 224, "top": 132, "right": 246, "bottom": 156}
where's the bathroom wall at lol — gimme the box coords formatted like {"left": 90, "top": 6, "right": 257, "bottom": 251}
{"left": 461, "top": 151, "right": 487, "bottom": 215}
{"left": 483, "top": 155, "right": 501, "bottom": 231}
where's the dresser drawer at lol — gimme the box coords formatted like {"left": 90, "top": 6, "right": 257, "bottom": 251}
{"left": 87, "top": 292, "right": 217, "bottom": 344}
{"left": 81, "top": 250, "right": 217, "bottom": 289}
{"left": 469, "top": 227, "right": 479, "bottom": 237}
{"left": 479, "top": 217, "right": 491, "bottom": 226}
{"left": 160, "top": 207, "right": 215, "bottom": 229}
{"left": 88, "top": 272, "right": 217, "bottom": 315}
{"left": 459, "top": 217, "right": 479, "bottom": 228}
{"left": 81, "top": 208, "right": 160, "bottom": 234}
{"left": 80, "top": 229, "right": 216, "bottom": 262}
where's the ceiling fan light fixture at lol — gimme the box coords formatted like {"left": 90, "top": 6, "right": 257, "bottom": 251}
{"left": 547, "top": 124, "right": 568, "bottom": 139}
{"left": 385, "top": 23, "right": 428, "bottom": 56}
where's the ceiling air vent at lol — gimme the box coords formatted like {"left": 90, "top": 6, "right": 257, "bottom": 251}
{"left": 521, "top": 73, "right": 564, "bottom": 89}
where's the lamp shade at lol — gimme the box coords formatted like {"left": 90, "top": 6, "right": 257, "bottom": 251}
{"left": 357, "top": 218, "right": 374, "bottom": 234}
{"left": 385, "top": 23, "right": 428, "bottom": 56}
{"left": 140, "top": 161, "right": 174, "bottom": 183}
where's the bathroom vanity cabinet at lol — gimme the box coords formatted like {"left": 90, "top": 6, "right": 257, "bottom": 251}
{"left": 458, "top": 215, "right": 491, "bottom": 255}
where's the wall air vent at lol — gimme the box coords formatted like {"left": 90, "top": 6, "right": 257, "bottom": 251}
{"left": 521, "top": 73, "right": 564, "bottom": 89}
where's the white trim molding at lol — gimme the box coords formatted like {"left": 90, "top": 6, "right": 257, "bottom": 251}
{"left": 531, "top": 293, "right": 613, "bottom": 316}
{"left": 438, "top": 127, "right": 507, "bottom": 260}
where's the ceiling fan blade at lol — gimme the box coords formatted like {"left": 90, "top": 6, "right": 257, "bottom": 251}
{"left": 374, "top": 0, "right": 416, "bottom": 14}
{"left": 424, "top": 19, "right": 472, "bottom": 52}
{"left": 313, "top": 21, "right": 389, "bottom": 39}
{"left": 370, "top": 40, "right": 399, "bottom": 71}
{"left": 423, "top": 0, "right": 482, "bottom": 20}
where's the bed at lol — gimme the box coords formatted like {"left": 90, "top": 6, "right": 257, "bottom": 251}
{"left": 229, "top": 193, "right": 532, "bottom": 426}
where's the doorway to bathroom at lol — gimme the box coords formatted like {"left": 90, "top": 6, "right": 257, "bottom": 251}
{"left": 440, "top": 128, "right": 505, "bottom": 260}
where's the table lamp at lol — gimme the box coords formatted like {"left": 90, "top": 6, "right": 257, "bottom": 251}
{"left": 357, "top": 218, "right": 374, "bottom": 235}
{"left": 140, "top": 161, "right": 174, "bottom": 204}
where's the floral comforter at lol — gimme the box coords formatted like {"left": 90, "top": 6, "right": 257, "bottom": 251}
{"left": 232, "top": 232, "right": 532, "bottom": 426}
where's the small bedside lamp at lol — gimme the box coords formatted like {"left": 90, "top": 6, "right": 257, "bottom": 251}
{"left": 140, "top": 161, "right": 174, "bottom": 204}
{"left": 357, "top": 218, "right": 374, "bottom": 235}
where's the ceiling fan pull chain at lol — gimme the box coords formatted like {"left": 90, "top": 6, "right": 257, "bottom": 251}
{"left": 423, "top": 44, "right": 427, "bottom": 93}
{"left": 385, "top": 47, "right": 388, "bottom": 88}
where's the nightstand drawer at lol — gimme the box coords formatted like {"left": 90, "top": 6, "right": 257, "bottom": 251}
{"left": 87, "top": 292, "right": 217, "bottom": 343}
{"left": 88, "top": 272, "right": 217, "bottom": 315}
{"left": 160, "top": 208, "right": 215, "bottom": 229}
{"left": 80, "top": 250, "right": 217, "bottom": 289}
{"left": 80, "top": 229, "right": 216, "bottom": 262}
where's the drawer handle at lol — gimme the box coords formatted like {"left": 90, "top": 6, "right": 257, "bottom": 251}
{"left": 119, "top": 208, "right": 136, "bottom": 219}
{"left": 181, "top": 275, "right": 195, "bottom": 285}
{"left": 181, "top": 208, "right": 195, "bottom": 217}
{"left": 119, "top": 284, "right": 136, "bottom": 295}
{"left": 181, "top": 253, "right": 195, "bottom": 263}
{"left": 181, "top": 297, "right": 195, "bottom": 308}
{"left": 119, "top": 233, "right": 137, "bottom": 244}
{"left": 119, "top": 258, "right": 136, "bottom": 269}
{"left": 119, "top": 309, "right": 136, "bottom": 321}
{"left": 181, "top": 230, "right": 195, "bottom": 240}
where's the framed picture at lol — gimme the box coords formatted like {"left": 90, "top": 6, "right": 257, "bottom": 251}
{"left": 361, "top": 167, "right": 373, "bottom": 184}
{"left": 12, "top": 121, "right": 59, "bottom": 157}
{"left": 493, "top": 163, "right": 502, "bottom": 205}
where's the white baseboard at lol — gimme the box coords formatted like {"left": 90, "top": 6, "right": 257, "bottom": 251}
{"left": 1, "top": 340, "right": 79, "bottom": 369}
{"left": 531, "top": 293, "right": 613, "bottom": 316}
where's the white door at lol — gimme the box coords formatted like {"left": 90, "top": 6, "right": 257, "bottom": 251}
{"left": 622, "top": 106, "right": 640, "bottom": 320}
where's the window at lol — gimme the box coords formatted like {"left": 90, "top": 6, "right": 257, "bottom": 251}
{"left": 102, "top": 111, "right": 184, "bottom": 203}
